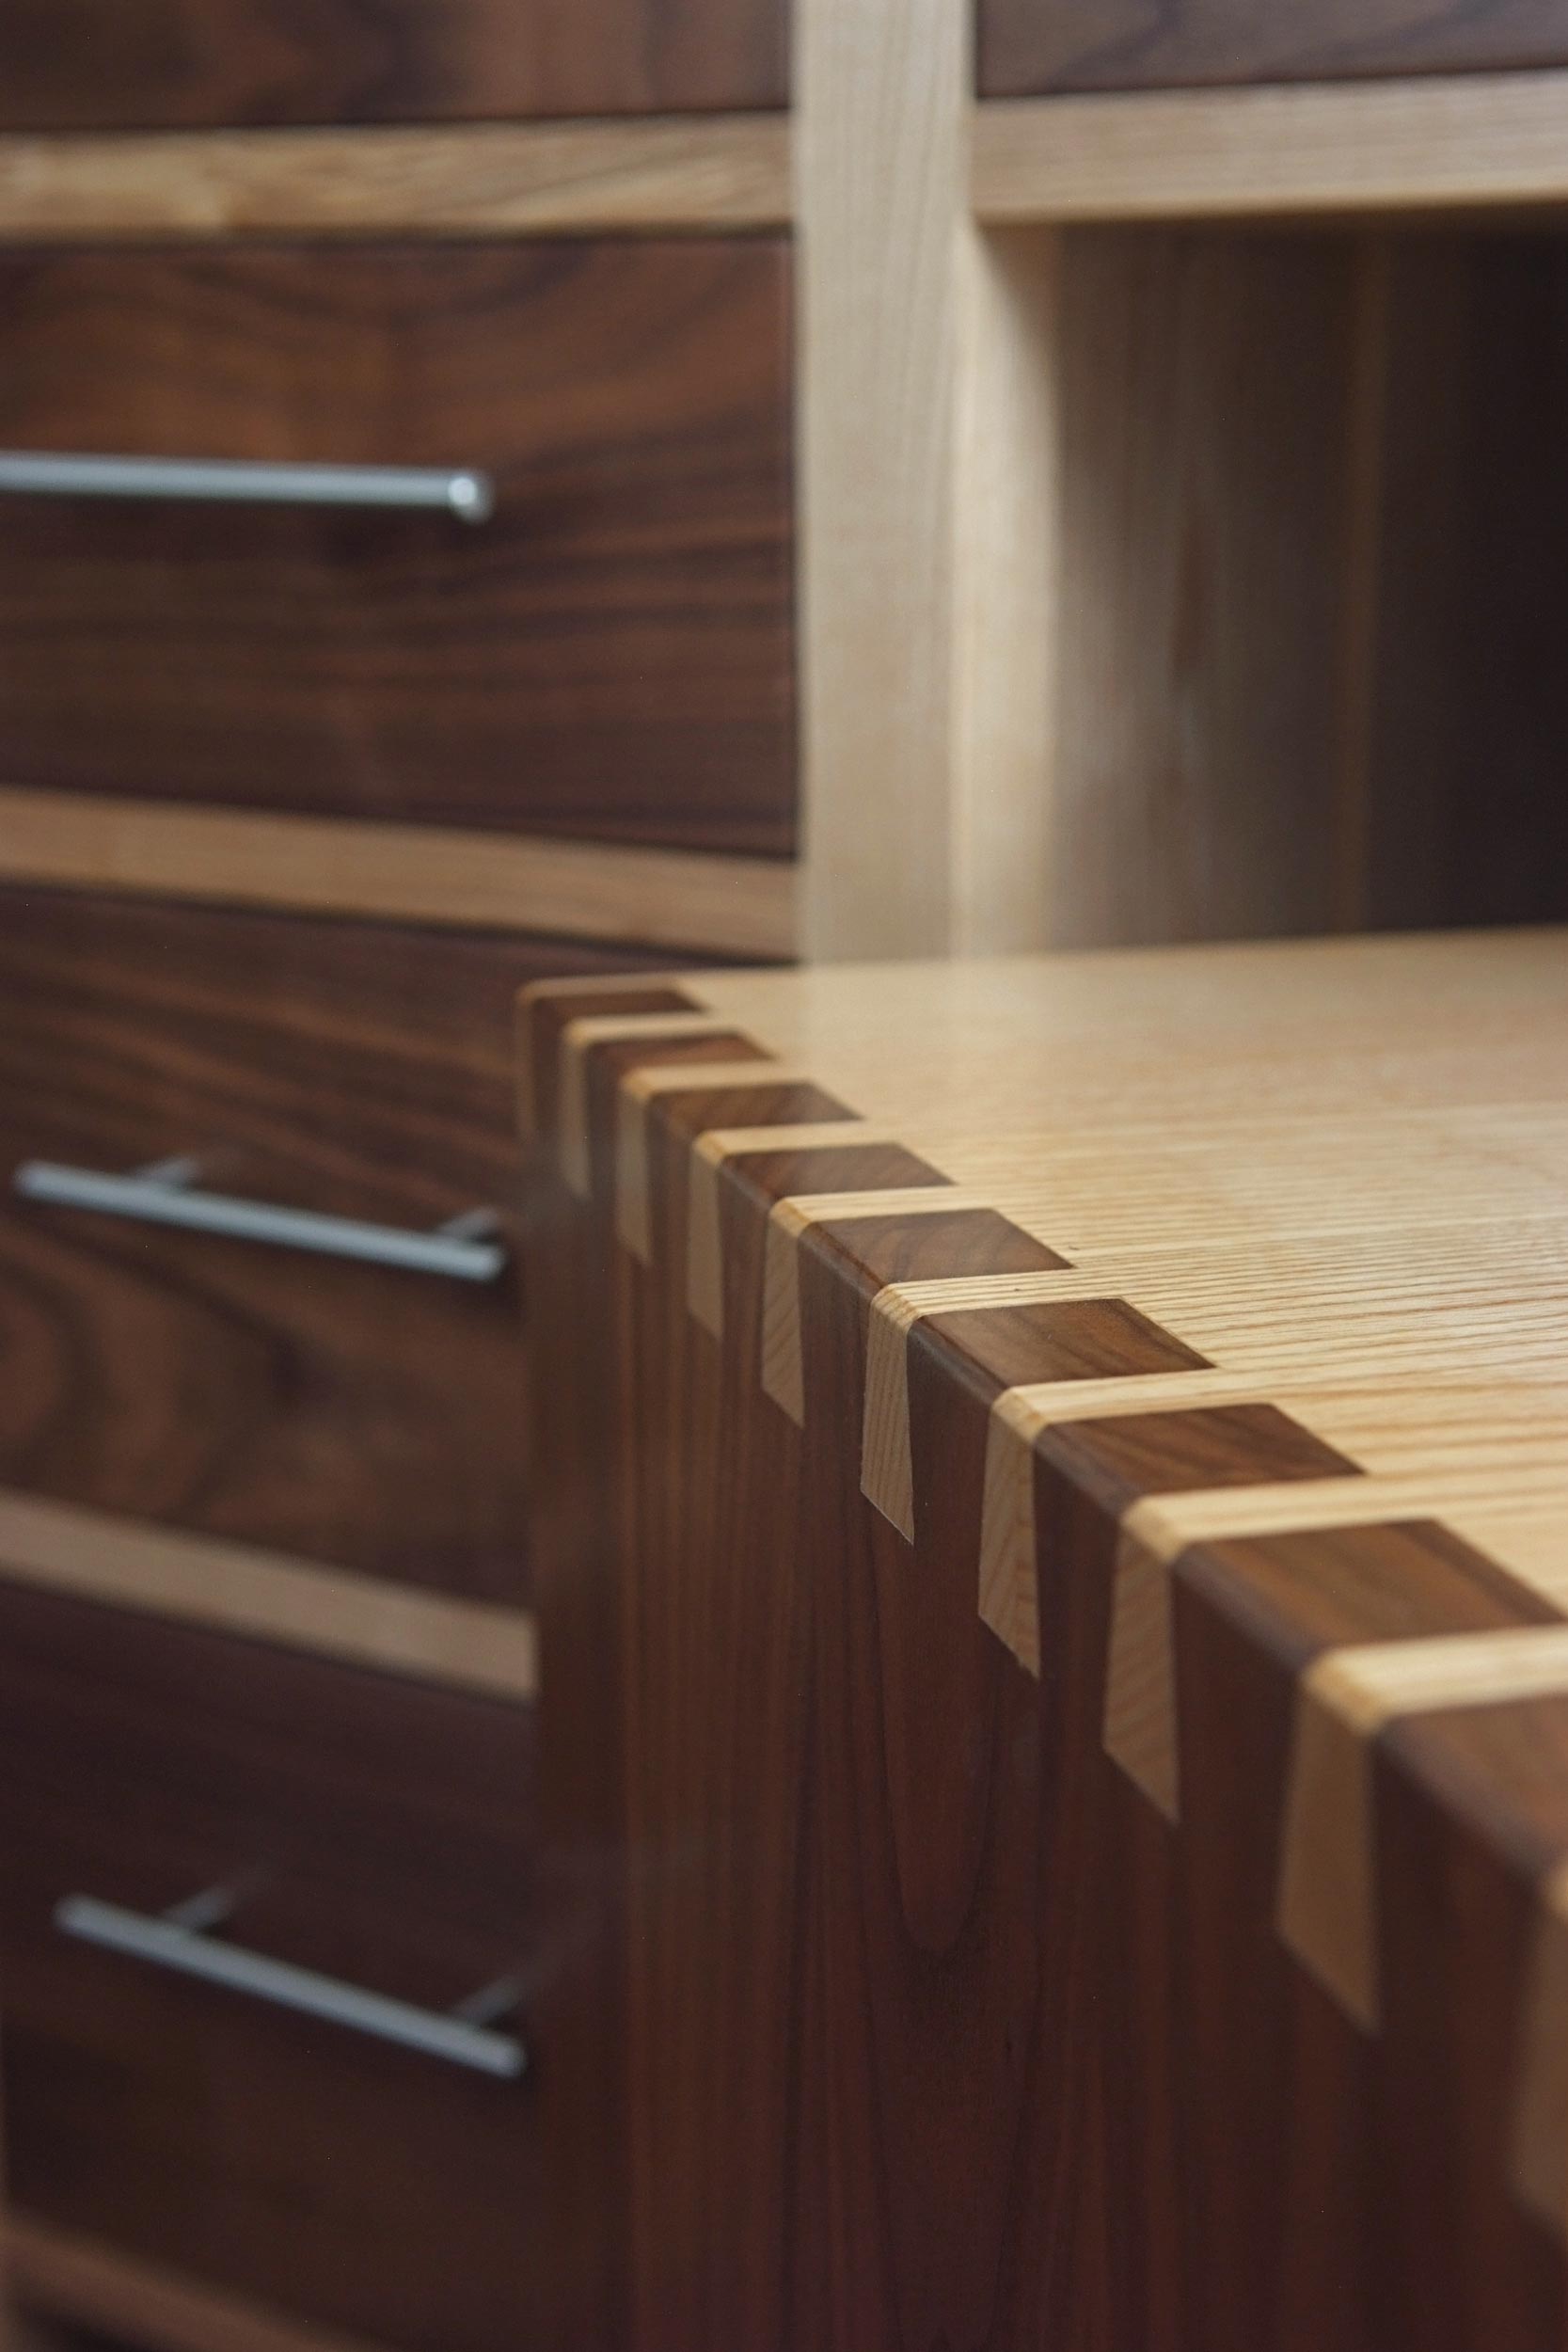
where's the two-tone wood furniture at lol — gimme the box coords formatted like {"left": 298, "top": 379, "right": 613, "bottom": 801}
{"left": 9, "top": 3, "right": 1568, "bottom": 2345}
{"left": 521, "top": 927, "right": 1568, "bottom": 2352}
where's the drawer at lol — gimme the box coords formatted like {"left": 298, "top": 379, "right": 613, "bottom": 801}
{"left": 0, "top": 1578, "right": 538, "bottom": 2352}
{"left": 979, "top": 0, "right": 1568, "bottom": 95}
{"left": 0, "top": 0, "right": 786, "bottom": 129}
{"left": 0, "top": 886, "right": 673, "bottom": 1601}
{"left": 0, "top": 239, "right": 795, "bottom": 855}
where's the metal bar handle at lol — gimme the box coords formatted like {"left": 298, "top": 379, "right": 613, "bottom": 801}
{"left": 13, "top": 1158, "right": 506, "bottom": 1284}
{"left": 55, "top": 1894, "right": 527, "bottom": 2079}
{"left": 0, "top": 451, "right": 494, "bottom": 522}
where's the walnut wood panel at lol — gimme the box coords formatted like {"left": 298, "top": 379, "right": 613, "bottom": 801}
{"left": 0, "top": 886, "right": 675, "bottom": 1603}
{"left": 0, "top": 0, "right": 785, "bottom": 130}
{"left": 979, "top": 0, "right": 1568, "bottom": 97}
{"left": 0, "top": 240, "right": 795, "bottom": 855}
{"left": 0, "top": 1578, "right": 537, "bottom": 2352}
{"left": 521, "top": 931, "right": 1568, "bottom": 2350}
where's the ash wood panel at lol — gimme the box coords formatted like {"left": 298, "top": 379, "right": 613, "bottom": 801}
{"left": 974, "top": 72, "right": 1568, "bottom": 222}
{"left": 0, "top": 888, "right": 665, "bottom": 1603}
{"left": 0, "top": 0, "right": 784, "bottom": 131}
{"left": 798, "top": 0, "right": 1059, "bottom": 956}
{"left": 521, "top": 929, "right": 1568, "bottom": 2350}
{"left": 1046, "top": 227, "right": 1361, "bottom": 945}
{"left": 0, "top": 1581, "right": 537, "bottom": 2352}
{"left": 979, "top": 0, "right": 1568, "bottom": 97}
{"left": 0, "top": 119, "right": 793, "bottom": 242}
{"left": 0, "top": 240, "right": 794, "bottom": 855}
{"left": 0, "top": 789, "right": 798, "bottom": 958}
{"left": 0, "top": 1490, "right": 538, "bottom": 1701}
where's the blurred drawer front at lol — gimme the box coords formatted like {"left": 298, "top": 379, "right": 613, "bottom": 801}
{"left": 0, "top": 1578, "right": 538, "bottom": 2352}
{"left": 0, "top": 886, "right": 674, "bottom": 1603}
{"left": 0, "top": 0, "right": 786, "bottom": 128}
{"left": 979, "top": 0, "right": 1568, "bottom": 94}
{"left": 0, "top": 239, "right": 795, "bottom": 854}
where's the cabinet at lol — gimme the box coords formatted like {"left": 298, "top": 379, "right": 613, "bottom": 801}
{"left": 0, "top": 889, "right": 686, "bottom": 1599}
{"left": 0, "top": 1579, "right": 538, "bottom": 2352}
{"left": 520, "top": 930, "right": 1568, "bottom": 2352}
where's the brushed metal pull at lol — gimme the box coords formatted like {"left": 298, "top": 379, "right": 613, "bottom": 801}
{"left": 0, "top": 451, "right": 494, "bottom": 521}
{"left": 13, "top": 1156, "right": 506, "bottom": 1283}
{"left": 56, "top": 1889, "right": 527, "bottom": 2078}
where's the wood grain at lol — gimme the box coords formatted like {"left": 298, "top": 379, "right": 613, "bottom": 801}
{"left": 521, "top": 929, "right": 1568, "bottom": 2349}
{"left": 0, "top": 1490, "right": 538, "bottom": 1701}
{"left": 979, "top": 0, "right": 1568, "bottom": 97}
{"left": 0, "top": 887, "right": 667, "bottom": 1602}
{"left": 1037, "top": 221, "right": 1568, "bottom": 947}
{"left": 0, "top": 118, "right": 793, "bottom": 241}
{"left": 1046, "top": 226, "right": 1365, "bottom": 944}
{"left": 0, "top": 239, "right": 795, "bottom": 854}
{"left": 974, "top": 72, "right": 1568, "bottom": 221}
{"left": 0, "top": 0, "right": 785, "bottom": 129}
{"left": 797, "top": 0, "right": 1059, "bottom": 955}
{"left": 0, "top": 1580, "right": 538, "bottom": 2352}
{"left": 11, "top": 2220, "right": 381, "bottom": 2352}
{"left": 0, "top": 788, "right": 798, "bottom": 958}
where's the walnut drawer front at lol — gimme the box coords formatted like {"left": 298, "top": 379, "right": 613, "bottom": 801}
{"left": 0, "top": 1577, "right": 538, "bottom": 2352}
{"left": 979, "top": 0, "right": 1568, "bottom": 94}
{"left": 0, "top": 0, "right": 786, "bottom": 129}
{"left": 0, "top": 239, "right": 796, "bottom": 855}
{"left": 0, "top": 887, "right": 669, "bottom": 1604}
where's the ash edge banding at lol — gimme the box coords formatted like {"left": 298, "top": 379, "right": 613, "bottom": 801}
{"left": 519, "top": 978, "right": 1568, "bottom": 2235}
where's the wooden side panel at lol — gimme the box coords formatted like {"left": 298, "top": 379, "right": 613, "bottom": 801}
{"left": 1049, "top": 226, "right": 1357, "bottom": 945}
{"left": 796, "top": 0, "right": 1060, "bottom": 958}
{"left": 519, "top": 967, "right": 1568, "bottom": 2349}
{"left": 979, "top": 0, "right": 1568, "bottom": 97}
{"left": 0, "top": 241, "right": 795, "bottom": 855}
{"left": 0, "top": 0, "right": 786, "bottom": 129}
{"left": 1046, "top": 220, "right": 1568, "bottom": 946}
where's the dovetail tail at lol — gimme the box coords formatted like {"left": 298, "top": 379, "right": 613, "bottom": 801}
{"left": 619, "top": 1063, "right": 819, "bottom": 1269}
{"left": 763, "top": 1191, "right": 1010, "bottom": 1432}
{"left": 1103, "top": 1531, "right": 1180, "bottom": 1822}
{"left": 1277, "top": 1668, "right": 1381, "bottom": 2029}
{"left": 558, "top": 1038, "right": 594, "bottom": 1198}
{"left": 687, "top": 1136, "right": 727, "bottom": 1338}
{"left": 684, "top": 1122, "right": 896, "bottom": 1343}
{"left": 860, "top": 1290, "right": 927, "bottom": 1541}
{"left": 862, "top": 1276, "right": 1123, "bottom": 1549}
{"left": 516, "top": 977, "right": 700, "bottom": 1145}
{"left": 761, "top": 1204, "right": 808, "bottom": 1423}
{"left": 556, "top": 1011, "right": 734, "bottom": 1200}
{"left": 1279, "top": 1627, "right": 1568, "bottom": 2034}
{"left": 978, "top": 1402, "right": 1040, "bottom": 1673}
{"left": 616, "top": 1084, "right": 654, "bottom": 1263}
